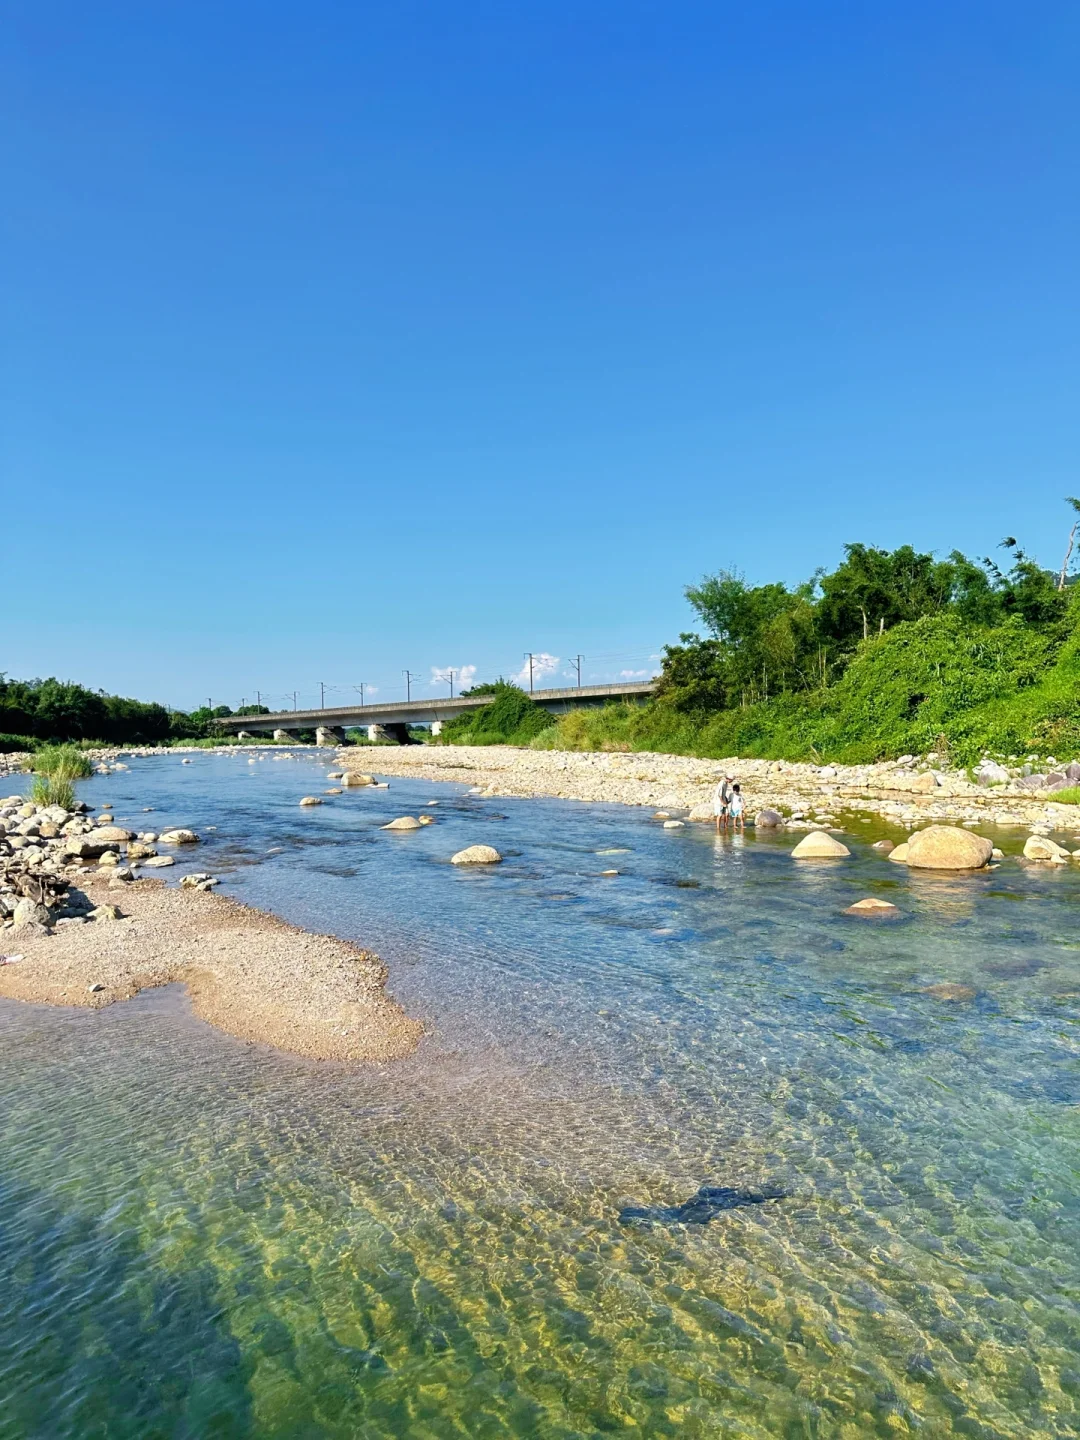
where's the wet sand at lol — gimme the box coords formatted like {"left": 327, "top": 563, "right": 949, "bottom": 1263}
{"left": 0, "top": 879, "right": 423, "bottom": 1063}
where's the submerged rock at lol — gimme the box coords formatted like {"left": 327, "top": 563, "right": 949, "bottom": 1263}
{"left": 619, "top": 1184, "right": 786, "bottom": 1226}
{"left": 791, "top": 832, "right": 850, "bottom": 859}
{"left": 754, "top": 808, "right": 783, "bottom": 828}
{"left": 844, "top": 897, "right": 901, "bottom": 917}
{"left": 382, "top": 816, "right": 422, "bottom": 831}
{"left": 299, "top": 797, "right": 323, "bottom": 807}
{"left": 159, "top": 829, "right": 200, "bottom": 844}
{"left": 923, "top": 982, "right": 976, "bottom": 1002}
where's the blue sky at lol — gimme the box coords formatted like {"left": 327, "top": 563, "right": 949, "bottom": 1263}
{"left": 4, "top": 1, "right": 1078, "bottom": 710}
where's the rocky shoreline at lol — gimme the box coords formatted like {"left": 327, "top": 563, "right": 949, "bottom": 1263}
{"left": 337, "top": 744, "right": 1080, "bottom": 839}
{"left": 0, "top": 787, "right": 422, "bottom": 1063}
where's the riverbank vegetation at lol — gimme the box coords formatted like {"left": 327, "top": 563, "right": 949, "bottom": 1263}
{"left": 533, "top": 504, "right": 1080, "bottom": 766}
{"left": 437, "top": 682, "right": 558, "bottom": 746}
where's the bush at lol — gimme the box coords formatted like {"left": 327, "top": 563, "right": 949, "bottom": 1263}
{"left": 441, "top": 684, "right": 557, "bottom": 746}
{"left": 27, "top": 775, "right": 76, "bottom": 810}
{"left": 32, "top": 744, "right": 94, "bottom": 780}
{"left": 0, "top": 733, "right": 36, "bottom": 754}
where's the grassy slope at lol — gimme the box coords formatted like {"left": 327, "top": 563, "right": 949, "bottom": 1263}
{"left": 533, "top": 613, "right": 1080, "bottom": 765}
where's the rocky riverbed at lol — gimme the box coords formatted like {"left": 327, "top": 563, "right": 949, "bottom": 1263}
{"left": 337, "top": 743, "right": 1080, "bottom": 836}
{"left": 0, "top": 790, "right": 422, "bottom": 1062}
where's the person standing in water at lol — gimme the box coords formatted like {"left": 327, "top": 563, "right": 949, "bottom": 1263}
{"left": 730, "top": 783, "right": 746, "bottom": 833}
{"left": 713, "top": 774, "right": 734, "bottom": 832}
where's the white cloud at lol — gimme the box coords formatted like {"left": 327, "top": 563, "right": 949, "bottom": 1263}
{"left": 431, "top": 664, "right": 477, "bottom": 692}
{"left": 513, "top": 653, "right": 559, "bottom": 688}
{"left": 619, "top": 669, "right": 650, "bottom": 679}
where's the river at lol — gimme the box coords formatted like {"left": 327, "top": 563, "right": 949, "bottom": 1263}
{"left": 2, "top": 748, "right": 1079, "bottom": 1437}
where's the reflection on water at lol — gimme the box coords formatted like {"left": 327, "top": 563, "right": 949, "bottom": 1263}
{"left": 2, "top": 750, "right": 1080, "bottom": 1437}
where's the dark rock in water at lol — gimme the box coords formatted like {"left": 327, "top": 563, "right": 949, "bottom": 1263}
{"left": 619, "top": 1184, "right": 786, "bottom": 1226}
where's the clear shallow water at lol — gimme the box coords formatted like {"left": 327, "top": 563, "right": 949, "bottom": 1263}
{"left": 2, "top": 751, "right": 1080, "bottom": 1438}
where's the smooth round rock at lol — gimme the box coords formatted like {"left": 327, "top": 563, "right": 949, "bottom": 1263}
{"left": 888, "top": 842, "right": 910, "bottom": 862}
{"left": 382, "top": 816, "right": 422, "bottom": 830}
{"left": 451, "top": 845, "right": 502, "bottom": 865}
{"left": 906, "top": 826, "right": 992, "bottom": 870}
{"left": 791, "top": 832, "right": 850, "bottom": 859}
{"left": 844, "top": 897, "right": 900, "bottom": 917}
{"left": 159, "top": 828, "right": 200, "bottom": 843}
{"left": 754, "top": 808, "right": 783, "bottom": 828}
{"left": 299, "top": 797, "right": 323, "bottom": 807}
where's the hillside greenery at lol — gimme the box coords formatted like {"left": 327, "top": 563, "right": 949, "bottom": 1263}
{"left": 531, "top": 507, "right": 1080, "bottom": 766}
{"left": 438, "top": 682, "right": 556, "bottom": 746}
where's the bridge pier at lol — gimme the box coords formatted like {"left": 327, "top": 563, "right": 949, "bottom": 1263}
{"left": 315, "top": 726, "right": 346, "bottom": 746}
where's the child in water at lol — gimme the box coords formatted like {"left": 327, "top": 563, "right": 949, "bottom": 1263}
{"left": 729, "top": 784, "right": 745, "bottom": 832}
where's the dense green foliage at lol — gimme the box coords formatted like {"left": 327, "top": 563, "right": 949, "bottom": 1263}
{"left": 0, "top": 733, "right": 37, "bottom": 754}
{"left": 441, "top": 683, "right": 556, "bottom": 746}
{"left": 0, "top": 675, "right": 183, "bottom": 745}
{"left": 540, "top": 513, "right": 1080, "bottom": 765}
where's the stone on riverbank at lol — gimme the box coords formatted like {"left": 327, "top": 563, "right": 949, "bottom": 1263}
{"left": 791, "top": 832, "right": 850, "bottom": 859}
{"left": 451, "top": 845, "right": 502, "bottom": 865}
{"left": 140, "top": 855, "right": 175, "bottom": 867}
{"left": 382, "top": 816, "right": 422, "bottom": 830}
{"left": 755, "top": 808, "right": 783, "bottom": 828}
{"left": 905, "top": 826, "right": 992, "bottom": 870}
{"left": 341, "top": 773, "right": 374, "bottom": 787}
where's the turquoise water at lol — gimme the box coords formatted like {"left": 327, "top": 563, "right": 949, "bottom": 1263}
{"left": 2, "top": 750, "right": 1080, "bottom": 1438}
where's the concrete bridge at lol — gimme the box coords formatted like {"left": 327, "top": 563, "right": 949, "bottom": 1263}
{"left": 216, "top": 681, "right": 656, "bottom": 744}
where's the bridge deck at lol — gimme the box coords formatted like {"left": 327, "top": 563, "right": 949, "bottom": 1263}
{"left": 217, "top": 681, "right": 656, "bottom": 730}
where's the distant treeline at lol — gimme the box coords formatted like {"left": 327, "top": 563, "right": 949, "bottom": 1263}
{"left": 0, "top": 678, "right": 272, "bottom": 751}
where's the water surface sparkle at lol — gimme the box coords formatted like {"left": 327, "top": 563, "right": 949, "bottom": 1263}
{"left": 2, "top": 750, "right": 1079, "bottom": 1437}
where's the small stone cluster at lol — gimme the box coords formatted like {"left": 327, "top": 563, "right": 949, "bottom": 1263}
{"left": 0, "top": 794, "right": 211, "bottom": 935}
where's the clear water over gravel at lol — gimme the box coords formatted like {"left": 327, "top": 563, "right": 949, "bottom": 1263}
{"left": 2, "top": 749, "right": 1080, "bottom": 1438}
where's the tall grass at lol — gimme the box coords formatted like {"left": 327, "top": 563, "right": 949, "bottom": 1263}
{"left": 27, "top": 775, "right": 76, "bottom": 810}
{"left": 32, "top": 744, "right": 94, "bottom": 780}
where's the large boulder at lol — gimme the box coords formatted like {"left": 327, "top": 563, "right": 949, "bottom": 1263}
{"left": 298, "top": 797, "right": 322, "bottom": 807}
{"left": 688, "top": 803, "right": 715, "bottom": 822}
{"left": 1023, "top": 834, "right": 1070, "bottom": 863}
{"left": 92, "top": 825, "right": 134, "bottom": 843}
{"left": 791, "top": 832, "right": 850, "bottom": 859}
{"left": 159, "top": 829, "right": 199, "bottom": 844}
{"left": 887, "top": 842, "right": 910, "bottom": 862}
{"left": 1066, "top": 761, "right": 1080, "bottom": 784}
{"left": 341, "top": 772, "right": 375, "bottom": 787}
{"left": 754, "top": 808, "right": 784, "bottom": 828}
{"left": 382, "top": 816, "right": 422, "bottom": 830}
{"left": 62, "top": 836, "right": 121, "bottom": 859}
{"left": 911, "top": 772, "right": 939, "bottom": 794}
{"left": 905, "top": 826, "right": 992, "bottom": 870}
{"left": 451, "top": 845, "right": 502, "bottom": 865}
{"left": 975, "top": 760, "right": 1010, "bottom": 786}
{"left": 12, "top": 897, "right": 50, "bottom": 929}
